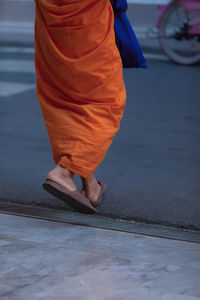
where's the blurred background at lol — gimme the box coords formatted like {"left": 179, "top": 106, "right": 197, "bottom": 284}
{"left": 0, "top": 0, "right": 200, "bottom": 230}
{"left": 0, "top": 0, "right": 169, "bottom": 46}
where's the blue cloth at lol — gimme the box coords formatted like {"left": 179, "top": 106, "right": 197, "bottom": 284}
{"left": 110, "top": 0, "right": 147, "bottom": 68}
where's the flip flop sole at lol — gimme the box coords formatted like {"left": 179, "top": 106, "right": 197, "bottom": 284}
{"left": 43, "top": 180, "right": 96, "bottom": 214}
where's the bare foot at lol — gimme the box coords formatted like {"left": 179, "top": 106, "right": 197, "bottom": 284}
{"left": 46, "top": 164, "right": 77, "bottom": 192}
{"left": 81, "top": 175, "right": 101, "bottom": 205}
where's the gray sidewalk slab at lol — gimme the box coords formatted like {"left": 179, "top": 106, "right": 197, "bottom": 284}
{"left": 1, "top": 213, "right": 200, "bottom": 300}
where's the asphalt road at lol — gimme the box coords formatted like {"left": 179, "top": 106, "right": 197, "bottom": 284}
{"left": 0, "top": 46, "right": 200, "bottom": 230}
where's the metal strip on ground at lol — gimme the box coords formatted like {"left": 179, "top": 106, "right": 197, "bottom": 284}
{"left": 0, "top": 203, "right": 199, "bottom": 243}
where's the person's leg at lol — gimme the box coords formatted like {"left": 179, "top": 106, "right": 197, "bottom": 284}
{"left": 35, "top": 0, "right": 126, "bottom": 207}
{"left": 46, "top": 165, "right": 77, "bottom": 192}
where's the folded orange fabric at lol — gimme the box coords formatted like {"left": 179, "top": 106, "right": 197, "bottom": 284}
{"left": 34, "top": 0, "right": 126, "bottom": 178}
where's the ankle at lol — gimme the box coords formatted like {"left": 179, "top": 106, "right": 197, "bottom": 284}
{"left": 81, "top": 175, "right": 98, "bottom": 189}
{"left": 59, "top": 166, "right": 74, "bottom": 178}
{"left": 48, "top": 165, "right": 74, "bottom": 180}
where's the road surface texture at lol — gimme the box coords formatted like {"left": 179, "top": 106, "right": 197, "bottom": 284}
{"left": 0, "top": 45, "right": 200, "bottom": 230}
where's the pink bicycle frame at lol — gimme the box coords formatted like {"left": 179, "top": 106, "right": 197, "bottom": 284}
{"left": 155, "top": 0, "right": 200, "bottom": 34}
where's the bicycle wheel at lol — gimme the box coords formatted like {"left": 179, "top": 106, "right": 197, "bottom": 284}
{"left": 159, "top": 2, "right": 200, "bottom": 65}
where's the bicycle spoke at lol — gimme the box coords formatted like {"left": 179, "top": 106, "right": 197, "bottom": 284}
{"left": 174, "top": 6, "right": 182, "bottom": 25}
{"left": 185, "top": 10, "right": 190, "bottom": 23}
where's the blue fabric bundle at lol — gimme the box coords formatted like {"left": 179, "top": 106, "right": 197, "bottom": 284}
{"left": 110, "top": 0, "right": 147, "bottom": 68}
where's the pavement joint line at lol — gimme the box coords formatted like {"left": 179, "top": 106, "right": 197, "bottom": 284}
{"left": 0, "top": 203, "right": 199, "bottom": 244}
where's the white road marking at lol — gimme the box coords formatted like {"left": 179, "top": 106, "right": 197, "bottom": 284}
{"left": 0, "top": 59, "right": 35, "bottom": 73}
{"left": 4, "top": 0, "right": 170, "bottom": 3}
{"left": 0, "top": 50, "right": 168, "bottom": 98}
{"left": 143, "top": 52, "right": 170, "bottom": 61}
{"left": 0, "top": 47, "right": 169, "bottom": 62}
{"left": 0, "top": 46, "right": 34, "bottom": 54}
{"left": 0, "top": 22, "right": 34, "bottom": 34}
{"left": 129, "top": 0, "right": 170, "bottom": 4}
{"left": 0, "top": 81, "right": 35, "bottom": 97}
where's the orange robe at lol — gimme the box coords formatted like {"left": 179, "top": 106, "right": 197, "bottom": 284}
{"left": 34, "top": 0, "right": 126, "bottom": 178}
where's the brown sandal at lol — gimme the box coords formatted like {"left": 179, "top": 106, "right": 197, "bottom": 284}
{"left": 84, "top": 180, "right": 107, "bottom": 207}
{"left": 43, "top": 178, "right": 96, "bottom": 214}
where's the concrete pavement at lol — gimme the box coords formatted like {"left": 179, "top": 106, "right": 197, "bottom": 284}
{"left": 1, "top": 212, "right": 200, "bottom": 300}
